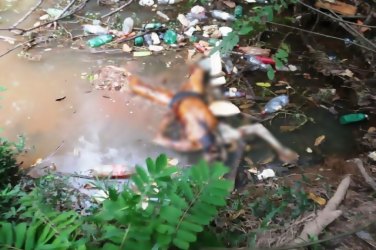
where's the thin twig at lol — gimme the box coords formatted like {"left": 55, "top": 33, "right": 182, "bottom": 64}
{"left": 22, "top": 0, "right": 89, "bottom": 34}
{"left": 0, "top": 39, "right": 34, "bottom": 58}
{"left": 101, "top": 0, "right": 134, "bottom": 19}
{"left": 299, "top": 1, "right": 376, "bottom": 28}
{"left": 266, "top": 21, "right": 376, "bottom": 53}
{"left": 328, "top": 9, "right": 376, "bottom": 51}
{"left": 56, "top": 0, "right": 78, "bottom": 19}
{"left": 351, "top": 158, "right": 376, "bottom": 192}
{"left": 11, "top": 0, "right": 44, "bottom": 28}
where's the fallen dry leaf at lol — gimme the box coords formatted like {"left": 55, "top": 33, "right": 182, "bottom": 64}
{"left": 308, "top": 192, "right": 326, "bottom": 206}
{"left": 314, "top": 135, "right": 326, "bottom": 146}
{"left": 280, "top": 125, "right": 298, "bottom": 132}
{"left": 223, "top": 0, "right": 236, "bottom": 8}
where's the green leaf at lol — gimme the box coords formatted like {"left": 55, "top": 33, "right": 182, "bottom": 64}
{"left": 15, "top": 223, "right": 27, "bottom": 248}
{"left": 267, "top": 68, "right": 275, "bottom": 80}
{"left": 176, "top": 229, "right": 197, "bottom": 243}
{"left": 156, "top": 224, "right": 175, "bottom": 234}
{"left": 146, "top": 157, "right": 156, "bottom": 175}
{"left": 211, "top": 32, "right": 239, "bottom": 56}
{"left": 170, "top": 193, "right": 188, "bottom": 209}
{"left": 135, "top": 166, "right": 149, "bottom": 183}
{"left": 179, "top": 221, "right": 203, "bottom": 233}
{"left": 276, "top": 49, "right": 288, "bottom": 59}
{"left": 173, "top": 238, "right": 189, "bottom": 250}
{"left": 156, "top": 154, "right": 168, "bottom": 171}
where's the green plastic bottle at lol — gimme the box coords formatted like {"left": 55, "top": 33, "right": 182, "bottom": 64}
{"left": 87, "top": 35, "right": 113, "bottom": 48}
{"left": 163, "top": 30, "right": 177, "bottom": 45}
{"left": 339, "top": 113, "right": 368, "bottom": 125}
{"left": 134, "top": 36, "right": 144, "bottom": 46}
{"left": 234, "top": 5, "right": 243, "bottom": 18}
{"left": 143, "top": 23, "right": 162, "bottom": 30}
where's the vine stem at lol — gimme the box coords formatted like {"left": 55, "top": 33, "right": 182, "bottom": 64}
{"left": 120, "top": 225, "right": 131, "bottom": 248}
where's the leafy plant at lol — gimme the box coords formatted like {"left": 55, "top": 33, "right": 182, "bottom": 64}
{"left": 0, "top": 137, "right": 24, "bottom": 188}
{"left": 95, "top": 154, "right": 233, "bottom": 250}
{"left": 249, "top": 181, "right": 314, "bottom": 220}
{"left": 0, "top": 187, "right": 86, "bottom": 250}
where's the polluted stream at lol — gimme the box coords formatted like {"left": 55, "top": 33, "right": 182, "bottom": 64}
{"left": 0, "top": 0, "right": 372, "bottom": 185}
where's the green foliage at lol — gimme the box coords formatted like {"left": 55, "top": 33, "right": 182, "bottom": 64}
{"left": 0, "top": 155, "right": 232, "bottom": 249}
{"left": 0, "top": 137, "right": 24, "bottom": 188}
{"left": 273, "top": 43, "right": 290, "bottom": 69}
{"left": 210, "top": 32, "right": 239, "bottom": 56}
{"left": 0, "top": 187, "right": 85, "bottom": 250}
{"left": 249, "top": 181, "right": 313, "bottom": 220}
{"left": 95, "top": 154, "right": 233, "bottom": 250}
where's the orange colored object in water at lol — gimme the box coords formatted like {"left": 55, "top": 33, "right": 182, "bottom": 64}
{"left": 91, "top": 164, "right": 134, "bottom": 179}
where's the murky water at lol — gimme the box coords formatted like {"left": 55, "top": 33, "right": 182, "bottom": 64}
{"left": 0, "top": 1, "right": 192, "bottom": 175}
{"left": 0, "top": 0, "right": 368, "bottom": 178}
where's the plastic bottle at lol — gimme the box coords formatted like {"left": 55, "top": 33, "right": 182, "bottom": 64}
{"left": 122, "top": 17, "right": 134, "bottom": 35}
{"left": 234, "top": 5, "right": 243, "bottom": 18}
{"left": 163, "top": 30, "right": 177, "bottom": 44}
{"left": 144, "top": 34, "right": 153, "bottom": 46}
{"left": 150, "top": 32, "right": 161, "bottom": 44}
{"left": 244, "top": 55, "right": 269, "bottom": 71}
{"left": 263, "top": 95, "right": 289, "bottom": 114}
{"left": 87, "top": 35, "right": 113, "bottom": 48}
{"left": 210, "top": 10, "right": 236, "bottom": 21}
{"left": 134, "top": 36, "right": 144, "bottom": 46}
{"left": 83, "top": 24, "right": 108, "bottom": 35}
{"left": 339, "top": 113, "right": 368, "bottom": 125}
{"left": 143, "top": 23, "right": 162, "bottom": 30}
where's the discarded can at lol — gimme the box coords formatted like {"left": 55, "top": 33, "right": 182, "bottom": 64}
{"left": 122, "top": 17, "right": 134, "bottom": 35}
{"left": 339, "top": 113, "right": 368, "bottom": 125}
{"left": 263, "top": 95, "right": 289, "bottom": 114}
{"left": 210, "top": 10, "right": 236, "bottom": 21}
{"left": 134, "top": 36, "right": 144, "bottom": 46}
{"left": 143, "top": 23, "right": 162, "bottom": 30}
{"left": 163, "top": 29, "right": 177, "bottom": 44}
{"left": 87, "top": 34, "right": 113, "bottom": 47}
{"left": 234, "top": 5, "right": 243, "bottom": 18}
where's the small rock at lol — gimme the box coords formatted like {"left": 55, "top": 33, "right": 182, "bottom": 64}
{"left": 122, "top": 44, "right": 132, "bottom": 52}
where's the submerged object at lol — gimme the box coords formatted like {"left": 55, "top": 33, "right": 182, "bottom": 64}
{"left": 339, "top": 113, "right": 368, "bottom": 125}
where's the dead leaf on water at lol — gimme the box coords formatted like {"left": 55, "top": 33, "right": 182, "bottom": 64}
{"left": 275, "top": 89, "right": 288, "bottom": 94}
{"left": 230, "top": 209, "right": 245, "bottom": 219}
{"left": 239, "top": 103, "right": 254, "bottom": 109}
{"left": 258, "top": 154, "right": 275, "bottom": 165}
{"left": 308, "top": 192, "right": 326, "bottom": 206}
{"left": 55, "top": 96, "right": 66, "bottom": 101}
{"left": 256, "top": 82, "right": 271, "bottom": 88}
{"left": 314, "top": 135, "right": 326, "bottom": 146}
{"left": 280, "top": 125, "right": 298, "bottom": 132}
